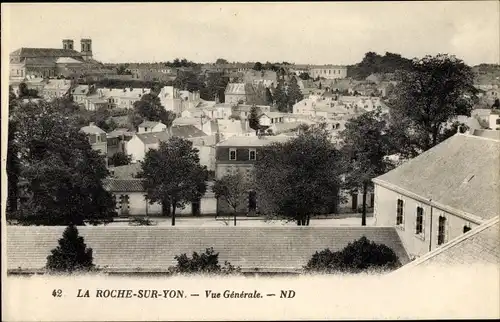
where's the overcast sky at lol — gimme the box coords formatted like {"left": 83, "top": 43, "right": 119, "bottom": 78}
{"left": 3, "top": 2, "right": 499, "bottom": 66}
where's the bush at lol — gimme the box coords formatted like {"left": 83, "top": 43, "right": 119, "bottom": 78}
{"left": 305, "top": 236, "right": 400, "bottom": 273}
{"left": 169, "top": 247, "right": 240, "bottom": 275}
{"left": 128, "top": 217, "right": 157, "bottom": 226}
{"left": 46, "top": 225, "right": 95, "bottom": 273}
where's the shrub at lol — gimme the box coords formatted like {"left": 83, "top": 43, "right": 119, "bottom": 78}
{"left": 46, "top": 225, "right": 95, "bottom": 273}
{"left": 169, "top": 247, "right": 240, "bottom": 275}
{"left": 305, "top": 236, "right": 401, "bottom": 273}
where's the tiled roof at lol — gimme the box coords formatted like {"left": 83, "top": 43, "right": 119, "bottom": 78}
{"left": 6, "top": 226, "right": 409, "bottom": 274}
{"left": 217, "top": 135, "right": 292, "bottom": 147}
{"left": 102, "top": 178, "right": 145, "bottom": 192}
{"left": 81, "top": 123, "right": 106, "bottom": 134}
{"left": 11, "top": 47, "right": 84, "bottom": 58}
{"left": 373, "top": 134, "right": 500, "bottom": 222}
{"left": 136, "top": 131, "right": 171, "bottom": 145}
{"left": 171, "top": 125, "right": 207, "bottom": 138}
{"left": 217, "top": 119, "right": 246, "bottom": 134}
{"left": 23, "top": 57, "right": 57, "bottom": 66}
{"left": 56, "top": 57, "right": 84, "bottom": 64}
{"left": 399, "top": 216, "right": 499, "bottom": 269}
{"left": 225, "top": 83, "right": 247, "bottom": 95}
{"left": 138, "top": 121, "right": 162, "bottom": 128}
{"left": 71, "top": 85, "right": 90, "bottom": 95}
{"left": 111, "top": 163, "right": 142, "bottom": 179}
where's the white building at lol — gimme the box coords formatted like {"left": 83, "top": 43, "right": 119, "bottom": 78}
{"left": 309, "top": 65, "right": 348, "bottom": 80}
{"left": 97, "top": 87, "right": 151, "bottom": 109}
{"left": 137, "top": 121, "right": 167, "bottom": 134}
{"left": 372, "top": 132, "right": 500, "bottom": 259}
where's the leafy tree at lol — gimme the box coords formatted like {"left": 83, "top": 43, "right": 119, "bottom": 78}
{"left": 139, "top": 137, "right": 208, "bottom": 226}
{"left": 255, "top": 126, "right": 342, "bottom": 225}
{"left": 248, "top": 105, "right": 261, "bottom": 132}
{"left": 493, "top": 98, "right": 500, "bottom": 109}
{"left": 253, "top": 62, "right": 263, "bottom": 71}
{"left": 339, "top": 109, "right": 393, "bottom": 226}
{"left": 18, "top": 82, "right": 39, "bottom": 98}
{"left": 173, "top": 71, "right": 203, "bottom": 92}
{"left": 388, "top": 54, "right": 476, "bottom": 156}
{"left": 132, "top": 93, "right": 176, "bottom": 128}
{"left": 7, "top": 105, "right": 20, "bottom": 214}
{"left": 212, "top": 172, "right": 253, "bottom": 226}
{"left": 287, "top": 77, "right": 303, "bottom": 112}
{"left": 202, "top": 72, "right": 229, "bottom": 102}
{"left": 265, "top": 87, "right": 274, "bottom": 105}
{"left": 216, "top": 58, "right": 229, "bottom": 65}
{"left": 299, "top": 72, "right": 310, "bottom": 80}
{"left": 169, "top": 247, "right": 240, "bottom": 275}
{"left": 10, "top": 101, "right": 116, "bottom": 225}
{"left": 273, "top": 79, "right": 288, "bottom": 112}
{"left": 109, "top": 152, "right": 132, "bottom": 167}
{"left": 46, "top": 225, "right": 95, "bottom": 273}
{"left": 305, "top": 236, "right": 401, "bottom": 273}
{"left": 116, "top": 64, "right": 131, "bottom": 75}
{"left": 348, "top": 51, "right": 413, "bottom": 80}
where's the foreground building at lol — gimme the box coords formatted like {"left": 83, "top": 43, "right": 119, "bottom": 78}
{"left": 373, "top": 132, "right": 500, "bottom": 259}
{"left": 6, "top": 226, "right": 410, "bottom": 275}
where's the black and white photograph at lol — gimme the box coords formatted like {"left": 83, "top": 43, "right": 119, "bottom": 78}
{"left": 1, "top": 2, "right": 499, "bottom": 320}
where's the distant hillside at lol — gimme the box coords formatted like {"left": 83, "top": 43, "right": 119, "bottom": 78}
{"left": 347, "top": 52, "right": 413, "bottom": 80}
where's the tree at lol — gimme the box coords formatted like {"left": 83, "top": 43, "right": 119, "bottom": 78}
{"left": 248, "top": 105, "right": 260, "bottom": 132}
{"left": 109, "top": 152, "right": 132, "bottom": 167}
{"left": 253, "top": 62, "right": 263, "bottom": 71}
{"left": 388, "top": 54, "right": 476, "bottom": 155}
{"left": 116, "top": 64, "right": 131, "bottom": 75}
{"left": 139, "top": 137, "right": 208, "bottom": 226}
{"left": 339, "top": 110, "right": 393, "bottom": 226}
{"left": 132, "top": 93, "right": 176, "bottom": 128}
{"left": 265, "top": 87, "right": 274, "bottom": 105}
{"left": 10, "top": 101, "right": 116, "bottom": 226}
{"left": 213, "top": 172, "right": 253, "bottom": 226}
{"left": 287, "top": 77, "right": 303, "bottom": 112}
{"left": 305, "top": 236, "right": 401, "bottom": 273}
{"left": 46, "top": 225, "right": 95, "bottom": 273}
{"left": 274, "top": 79, "right": 288, "bottom": 112}
{"left": 169, "top": 247, "right": 240, "bottom": 275}
{"left": 216, "top": 58, "right": 229, "bottom": 65}
{"left": 493, "top": 98, "right": 500, "bottom": 109}
{"left": 18, "top": 82, "right": 39, "bottom": 98}
{"left": 254, "top": 126, "right": 342, "bottom": 225}
{"left": 299, "top": 72, "right": 310, "bottom": 80}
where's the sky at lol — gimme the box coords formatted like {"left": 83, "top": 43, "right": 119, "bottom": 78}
{"left": 3, "top": 2, "right": 500, "bottom": 66}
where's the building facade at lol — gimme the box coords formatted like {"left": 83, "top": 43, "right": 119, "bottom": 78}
{"left": 309, "top": 65, "right": 348, "bottom": 80}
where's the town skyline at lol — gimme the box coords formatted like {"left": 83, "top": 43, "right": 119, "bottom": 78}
{"left": 3, "top": 1, "right": 500, "bottom": 66}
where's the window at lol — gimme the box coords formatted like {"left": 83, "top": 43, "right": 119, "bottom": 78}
{"left": 229, "top": 148, "right": 237, "bottom": 160}
{"left": 249, "top": 149, "right": 256, "bottom": 160}
{"left": 396, "top": 199, "right": 404, "bottom": 225}
{"left": 416, "top": 207, "right": 424, "bottom": 234}
{"left": 437, "top": 216, "right": 447, "bottom": 245}
{"left": 463, "top": 225, "right": 472, "bottom": 233}
{"left": 496, "top": 119, "right": 500, "bottom": 125}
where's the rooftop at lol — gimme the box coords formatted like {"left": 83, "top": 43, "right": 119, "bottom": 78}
{"left": 11, "top": 47, "right": 84, "bottom": 59}
{"left": 81, "top": 123, "right": 106, "bottom": 135}
{"left": 373, "top": 134, "right": 500, "bottom": 222}
{"left": 399, "top": 216, "right": 499, "bottom": 269}
{"left": 217, "top": 135, "right": 292, "bottom": 147}
{"left": 6, "top": 226, "right": 409, "bottom": 274}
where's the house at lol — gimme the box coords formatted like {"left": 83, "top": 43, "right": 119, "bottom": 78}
{"left": 215, "top": 135, "right": 292, "bottom": 214}
{"left": 137, "top": 121, "right": 167, "bottom": 134}
{"left": 103, "top": 163, "right": 216, "bottom": 216}
{"left": 309, "top": 65, "right": 348, "bottom": 80}
{"left": 397, "top": 216, "right": 499, "bottom": 269}
{"left": 82, "top": 96, "right": 109, "bottom": 111}
{"left": 173, "top": 116, "right": 217, "bottom": 136}
{"left": 97, "top": 87, "right": 151, "bottom": 109}
{"left": 80, "top": 122, "right": 107, "bottom": 157}
{"left": 217, "top": 119, "right": 255, "bottom": 141}
{"left": 372, "top": 133, "right": 500, "bottom": 259}
{"left": 224, "top": 83, "right": 258, "bottom": 105}
{"left": 71, "top": 84, "right": 92, "bottom": 105}
{"left": 489, "top": 109, "right": 500, "bottom": 130}
{"left": 6, "top": 226, "right": 410, "bottom": 275}
{"left": 40, "top": 79, "right": 72, "bottom": 101}
{"left": 258, "top": 112, "right": 287, "bottom": 126}
{"left": 126, "top": 125, "right": 212, "bottom": 165}
{"left": 106, "top": 128, "right": 135, "bottom": 159}
{"left": 231, "top": 104, "right": 271, "bottom": 120}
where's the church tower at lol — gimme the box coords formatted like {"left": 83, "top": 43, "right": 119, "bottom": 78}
{"left": 62, "top": 39, "right": 74, "bottom": 50}
{"left": 80, "top": 39, "right": 93, "bottom": 61}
